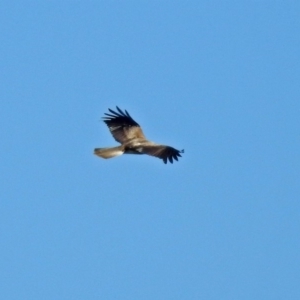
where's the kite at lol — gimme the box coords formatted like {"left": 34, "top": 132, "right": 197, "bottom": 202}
{"left": 94, "top": 106, "right": 184, "bottom": 164}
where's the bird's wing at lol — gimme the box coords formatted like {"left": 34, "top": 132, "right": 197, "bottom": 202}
{"left": 103, "top": 106, "right": 146, "bottom": 144}
{"left": 140, "top": 145, "right": 184, "bottom": 164}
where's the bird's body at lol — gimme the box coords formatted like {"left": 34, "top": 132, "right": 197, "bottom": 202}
{"left": 94, "top": 106, "right": 184, "bottom": 164}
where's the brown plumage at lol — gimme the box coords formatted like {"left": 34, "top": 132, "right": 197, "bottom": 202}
{"left": 94, "top": 106, "right": 184, "bottom": 164}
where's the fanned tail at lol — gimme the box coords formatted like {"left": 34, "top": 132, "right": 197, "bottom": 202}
{"left": 94, "top": 146, "right": 124, "bottom": 159}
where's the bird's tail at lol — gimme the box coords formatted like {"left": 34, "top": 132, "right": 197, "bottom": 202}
{"left": 94, "top": 146, "right": 124, "bottom": 159}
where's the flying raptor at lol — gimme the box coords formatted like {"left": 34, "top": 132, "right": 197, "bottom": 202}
{"left": 94, "top": 106, "right": 184, "bottom": 164}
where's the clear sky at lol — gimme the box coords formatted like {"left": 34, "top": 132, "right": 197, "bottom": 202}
{"left": 1, "top": 2, "right": 299, "bottom": 299}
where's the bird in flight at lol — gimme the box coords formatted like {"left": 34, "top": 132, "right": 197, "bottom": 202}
{"left": 94, "top": 106, "right": 184, "bottom": 164}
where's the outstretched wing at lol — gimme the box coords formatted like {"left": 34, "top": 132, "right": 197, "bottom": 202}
{"left": 140, "top": 145, "right": 184, "bottom": 164}
{"left": 103, "top": 106, "right": 146, "bottom": 144}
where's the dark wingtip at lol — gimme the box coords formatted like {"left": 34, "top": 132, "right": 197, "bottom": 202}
{"left": 102, "top": 106, "right": 140, "bottom": 128}
{"left": 116, "top": 106, "right": 124, "bottom": 115}
{"left": 125, "top": 109, "right": 131, "bottom": 117}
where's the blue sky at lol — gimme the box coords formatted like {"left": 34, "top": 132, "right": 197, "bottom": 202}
{"left": 1, "top": 1, "right": 299, "bottom": 299}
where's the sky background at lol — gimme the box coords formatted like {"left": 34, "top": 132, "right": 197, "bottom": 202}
{"left": 1, "top": 1, "right": 300, "bottom": 299}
